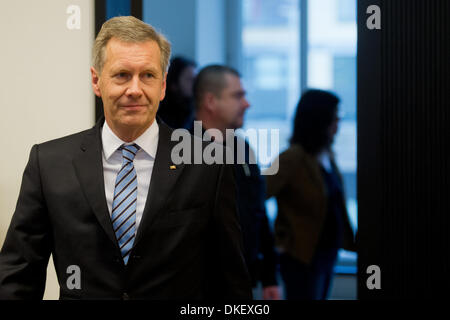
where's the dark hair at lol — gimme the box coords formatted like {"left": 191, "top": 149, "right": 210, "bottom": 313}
{"left": 290, "top": 89, "right": 340, "bottom": 155}
{"left": 193, "top": 65, "right": 240, "bottom": 109}
{"left": 157, "top": 56, "right": 197, "bottom": 129}
{"left": 166, "top": 56, "right": 196, "bottom": 92}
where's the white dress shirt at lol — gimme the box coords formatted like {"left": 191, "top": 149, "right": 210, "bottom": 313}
{"left": 102, "top": 120, "right": 159, "bottom": 232}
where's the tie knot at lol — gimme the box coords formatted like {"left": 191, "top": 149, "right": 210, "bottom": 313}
{"left": 120, "top": 144, "right": 140, "bottom": 163}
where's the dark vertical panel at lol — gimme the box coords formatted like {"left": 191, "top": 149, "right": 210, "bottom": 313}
{"left": 94, "top": 1, "right": 143, "bottom": 122}
{"left": 131, "top": 0, "right": 143, "bottom": 19}
{"left": 357, "top": 0, "right": 383, "bottom": 299}
{"left": 95, "top": 0, "right": 106, "bottom": 36}
{"left": 95, "top": 0, "right": 107, "bottom": 121}
{"left": 358, "top": 0, "right": 450, "bottom": 298}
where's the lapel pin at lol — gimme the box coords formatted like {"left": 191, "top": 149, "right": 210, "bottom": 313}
{"left": 170, "top": 165, "right": 176, "bottom": 170}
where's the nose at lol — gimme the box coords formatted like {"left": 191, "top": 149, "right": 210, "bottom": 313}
{"left": 242, "top": 97, "right": 250, "bottom": 110}
{"left": 330, "top": 120, "right": 338, "bottom": 137}
{"left": 125, "top": 76, "right": 143, "bottom": 98}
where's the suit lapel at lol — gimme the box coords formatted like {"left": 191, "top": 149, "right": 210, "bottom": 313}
{"left": 134, "top": 123, "right": 185, "bottom": 246}
{"left": 72, "top": 119, "right": 119, "bottom": 248}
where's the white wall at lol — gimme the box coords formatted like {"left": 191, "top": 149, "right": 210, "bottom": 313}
{"left": 0, "top": 0, "right": 95, "bottom": 299}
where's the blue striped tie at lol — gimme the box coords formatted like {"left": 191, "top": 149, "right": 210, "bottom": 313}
{"left": 111, "top": 144, "right": 140, "bottom": 265}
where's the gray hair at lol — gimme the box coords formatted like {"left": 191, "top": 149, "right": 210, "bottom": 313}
{"left": 93, "top": 16, "right": 171, "bottom": 75}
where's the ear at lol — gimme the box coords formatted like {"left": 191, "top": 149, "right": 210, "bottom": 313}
{"left": 204, "top": 92, "right": 218, "bottom": 112}
{"left": 160, "top": 72, "right": 167, "bottom": 101}
{"left": 91, "top": 67, "right": 102, "bottom": 97}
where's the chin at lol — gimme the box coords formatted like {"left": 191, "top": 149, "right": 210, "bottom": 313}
{"left": 234, "top": 121, "right": 244, "bottom": 129}
{"left": 120, "top": 116, "right": 149, "bottom": 128}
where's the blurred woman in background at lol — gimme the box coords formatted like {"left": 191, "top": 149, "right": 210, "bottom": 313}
{"left": 157, "top": 56, "right": 197, "bottom": 129}
{"left": 265, "top": 89, "right": 355, "bottom": 300}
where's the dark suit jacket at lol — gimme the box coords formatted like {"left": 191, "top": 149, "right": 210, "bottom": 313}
{"left": 232, "top": 140, "right": 278, "bottom": 288}
{"left": 186, "top": 123, "right": 278, "bottom": 288}
{"left": 266, "top": 144, "right": 356, "bottom": 265}
{"left": 0, "top": 119, "right": 252, "bottom": 300}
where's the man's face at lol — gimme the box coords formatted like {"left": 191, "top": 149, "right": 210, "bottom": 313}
{"left": 91, "top": 38, "right": 166, "bottom": 133}
{"left": 328, "top": 111, "right": 339, "bottom": 142}
{"left": 214, "top": 73, "right": 250, "bottom": 129}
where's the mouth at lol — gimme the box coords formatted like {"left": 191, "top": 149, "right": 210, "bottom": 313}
{"left": 121, "top": 104, "right": 147, "bottom": 111}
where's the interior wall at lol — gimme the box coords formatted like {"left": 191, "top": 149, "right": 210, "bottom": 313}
{"left": 143, "top": 0, "right": 197, "bottom": 60}
{"left": 196, "top": 0, "right": 226, "bottom": 66}
{"left": 143, "top": 0, "right": 226, "bottom": 67}
{"left": 0, "top": 0, "right": 95, "bottom": 299}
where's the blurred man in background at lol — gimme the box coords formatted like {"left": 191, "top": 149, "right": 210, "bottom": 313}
{"left": 192, "top": 65, "right": 281, "bottom": 300}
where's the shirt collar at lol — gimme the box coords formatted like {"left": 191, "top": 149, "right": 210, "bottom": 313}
{"left": 102, "top": 119, "right": 159, "bottom": 160}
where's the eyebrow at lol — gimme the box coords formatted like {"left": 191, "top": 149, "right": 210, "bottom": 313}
{"left": 142, "top": 68, "right": 159, "bottom": 74}
{"left": 109, "top": 62, "right": 160, "bottom": 73}
{"left": 233, "top": 90, "right": 246, "bottom": 96}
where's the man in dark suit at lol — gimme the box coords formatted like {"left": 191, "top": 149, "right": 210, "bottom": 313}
{"left": 191, "top": 65, "right": 281, "bottom": 300}
{"left": 0, "top": 16, "right": 251, "bottom": 300}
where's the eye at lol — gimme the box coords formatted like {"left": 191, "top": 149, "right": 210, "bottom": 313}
{"left": 113, "top": 72, "right": 130, "bottom": 81}
{"left": 143, "top": 73, "right": 154, "bottom": 79}
{"left": 235, "top": 92, "right": 245, "bottom": 99}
